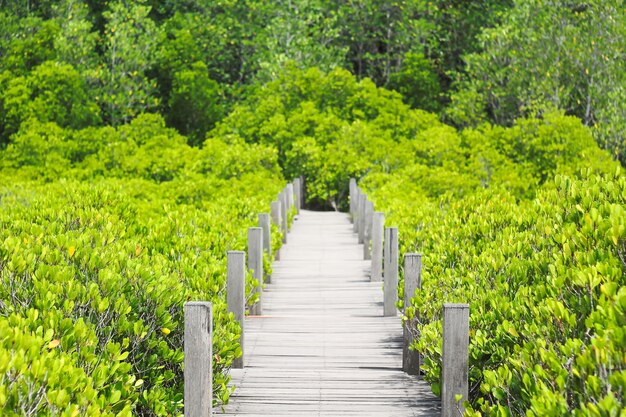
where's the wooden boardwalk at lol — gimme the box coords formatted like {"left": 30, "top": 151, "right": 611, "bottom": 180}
{"left": 218, "top": 210, "right": 440, "bottom": 416}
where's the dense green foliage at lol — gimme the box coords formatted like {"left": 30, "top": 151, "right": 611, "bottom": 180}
{"left": 0, "top": 113, "right": 285, "bottom": 415}
{"left": 0, "top": 0, "right": 624, "bottom": 415}
{"left": 446, "top": 0, "right": 626, "bottom": 162}
{"left": 364, "top": 171, "right": 625, "bottom": 415}
{"left": 216, "top": 67, "right": 612, "bottom": 208}
{"left": 0, "top": 177, "right": 280, "bottom": 415}
{"left": 214, "top": 66, "right": 623, "bottom": 414}
{"left": 0, "top": 0, "right": 622, "bottom": 157}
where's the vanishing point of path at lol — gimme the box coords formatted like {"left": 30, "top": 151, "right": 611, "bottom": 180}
{"left": 218, "top": 210, "right": 440, "bottom": 416}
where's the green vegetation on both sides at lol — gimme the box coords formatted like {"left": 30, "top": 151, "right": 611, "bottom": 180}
{"left": 0, "top": 1, "right": 624, "bottom": 416}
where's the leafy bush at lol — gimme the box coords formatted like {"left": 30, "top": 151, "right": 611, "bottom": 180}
{"left": 447, "top": 0, "right": 626, "bottom": 161}
{"left": 214, "top": 67, "right": 612, "bottom": 210}
{"left": 387, "top": 52, "right": 441, "bottom": 112}
{"left": 167, "top": 62, "right": 224, "bottom": 146}
{"left": 0, "top": 175, "right": 283, "bottom": 415}
{"left": 0, "top": 61, "right": 100, "bottom": 136}
{"left": 365, "top": 168, "right": 625, "bottom": 415}
{"left": 0, "top": 109, "right": 285, "bottom": 415}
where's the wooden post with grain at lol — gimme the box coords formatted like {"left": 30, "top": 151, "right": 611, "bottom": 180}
{"left": 349, "top": 178, "right": 356, "bottom": 220}
{"left": 402, "top": 253, "right": 422, "bottom": 374}
{"left": 248, "top": 227, "right": 263, "bottom": 316}
{"left": 383, "top": 227, "right": 398, "bottom": 316}
{"left": 293, "top": 178, "right": 301, "bottom": 213}
{"left": 286, "top": 184, "right": 294, "bottom": 214}
{"left": 358, "top": 193, "right": 367, "bottom": 244}
{"left": 184, "top": 301, "right": 212, "bottom": 417}
{"left": 270, "top": 200, "right": 282, "bottom": 260}
{"left": 442, "top": 303, "right": 470, "bottom": 417}
{"left": 353, "top": 187, "right": 361, "bottom": 232}
{"left": 258, "top": 213, "right": 272, "bottom": 282}
{"left": 363, "top": 201, "right": 374, "bottom": 261}
{"left": 280, "top": 192, "right": 288, "bottom": 243}
{"left": 371, "top": 212, "right": 384, "bottom": 281}
{"left": 227, "top": 250, "right": 246, "bottom": 368}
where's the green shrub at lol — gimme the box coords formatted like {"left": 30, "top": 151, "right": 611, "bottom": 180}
{"left": 365, "top": 170, "right": 625, "bottom": 416}
{"left": 0, "top": 110, "right": 285, "bottom": 415}
{"left": 387, "top": 52, "right": 441, "bottom": 112}
{"left": 0, "top": 175, "right": 283, "bottom": 415}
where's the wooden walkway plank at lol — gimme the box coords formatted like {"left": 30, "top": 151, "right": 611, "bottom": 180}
{"left": 217, "top": 210, "right": 440, "bottom": 416}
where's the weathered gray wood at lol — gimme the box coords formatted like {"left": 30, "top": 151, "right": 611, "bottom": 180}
{"left": 293, "top": 178, "right": 302, "bottom": 213}
{"left": 270, "top": 201, "right": 281, "bottom": 227}
{"left": 217, "top": 211, "right": 439, "bottom": 416}
{"left": 358, "top": 193, "right": 367, "bottom": 244}
{"left": 248, "top": 227, "right": 264, "bottom": 316}
{"left": 184, "top": 301, "right": 212, "bottom": 417}
{"left": 258, "top": 213, "right": 272, "bottom": 282}
{"left": 280, "top": 192, "right": 288, "bottom": 244}
{"left": 227, "top": 251, "right": 246, "bottom": 369}
{"left": 258, "top": 213, "right": 272, "bottom": 257}
{"left": 363, "top": 200, "right": 374, "bottom": 260}
{"left": 403, "top": 254, "right": 422, "bottom": 375}
{"left": 349, "top": 178, "right": 356, "bottom": 220}
{"left": 371, "top": 212, "right": 384, "bottom": 282}
{"left": 286, "top": 184, "right": 294, "bottom": 213}
{"left": 442, "top": 304, "right": 469, "bottom": 417}
{"left": 353, "top": 187, "right": 361, "bottom": 232}
{"left": 270, "top": 201, "right": 282, "bottom": 261}
{"left": 383, "top": 227, "right": 398, "bottom": 317}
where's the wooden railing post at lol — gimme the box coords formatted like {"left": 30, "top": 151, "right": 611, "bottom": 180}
{"left": 363, "top": 200, "right": 374, "bottom": 260}
{"left": 227, "top": 250, "right": 245, "bottom": 368}
{"left": 286, "top": 184, "right": 294, "bottom": 213}
{"left": 403, "top": 253, "right": 422, "bottom": 374}
{"left": 353, "top": 187, "right": 361, "bottom": 232}
{"left": 279, "top": 192, "right": 288, "bottom": 243}
{"left": 248, "top": 227, "right": 263, "bottom": 316}
{"left": 371, "top": 212, "right": 384, "bottom": 281}
{"left": 352, "top": 187, "right": 363, "bottom": 233}
{"left": 358, "top": 193, "right": 367, "bottom": 244}
{"left": 383, "top": 227, "right": 398, "bottom": 316}
{"left": 270, "top": 200, "right": 282, "bottom": 260}
{"left": 184, "top": 302, "right": 212, "bottom": 417}
{"left": 293, "top": 178, "right": 301, "bottom": 214}
{"left": 349, "top": 178, "right": 356, "bottom": 220}
{"left": 442, "top": 303, "right": 470, "bottom": 417}
{"left": 270, "top": 200, "right": 281, "bottom": 226}
{"left": 258, "top": 213, "right": 272, "bottom": 282}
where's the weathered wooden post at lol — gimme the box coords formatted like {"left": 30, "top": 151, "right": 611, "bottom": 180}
{"left": 286, "top": 184, "right": 294, "bottom": 214}
{"left": 270, "top": 200, "right": 281, "bottom": 226}
{"left": 383, "top": 227, "right": 398, "bottom": 316}
{"left": 403, "top": 253, "right": 422, "bottom": 374}
{"left": 248, "top": 227, "right": 263, "bottom": 316}
{"left": 353, "top": 187, "right": 361, "bottom": 232}
{"left": 442, "top": 303, "right": 470, "bottom": 417}
{"left": 371, "top": 212, "right": 384, "bottom": 281}
{"left": 280, "top": 192, "right": 288, "bottom": 243}
{"left": 258, "top": 213, "right": 272, "bottom": 282}
{"left": 293, "top": 178, "right": 301, "bottom": 214}
{"left": 363, "top": 200, "right": 374, "bottom": 260}
{"left": 184, "top": 301, "right": 212, "bottom": 417}
{"left": 227, "top": 251, "right": 245, "bottom": 368}
{"left": 358, "top": 193, "right": 367, "bottom": 244}
{"left": 349, "top": 178, "right": 356, "bottom": 220}
{"left": 270, "top": 200, "right": 282, "bottom": 260}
